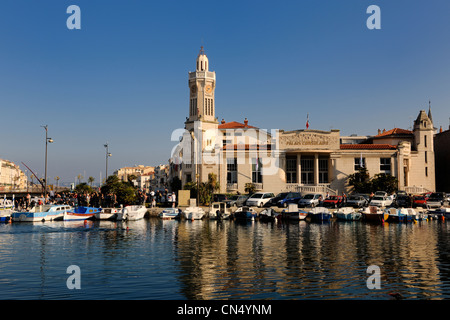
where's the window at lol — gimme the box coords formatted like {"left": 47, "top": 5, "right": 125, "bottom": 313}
{"left": 354, "top": 157, "right": 366, "bottom": 171}
{"left": 286, "top": 156, "right": 297, "bottom": 183}
{"left": 318, "top": 159, "right": 328, "bottom": 184}
{"left": 301, "top": 157, "right": 314, "bottom": 185}
{"left": 252, "top": 158, "right": 262, "bottom": 184}
{"left": 424, "top": 135, "right": 427, "bottom": 148}
{"left": 186, "top": 174, "right": 192, "bottom": 183}
{"left": 425, "top": 167, "right": 428, "bottom": 177}
{"left": 425, "top": 151, "right": 428, "bottom": 163}
{"left": 380, "top": 158, "right": 391, "bottom": 173}
{"left": 227, "top": 158, "right": 237, "bottom": 184}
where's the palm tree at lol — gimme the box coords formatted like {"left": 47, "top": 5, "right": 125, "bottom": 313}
{"left": 77, "top": 174, "right": 84, "bottom": 185}
{"left": 88, "top": 176, "right": 95, "bottom": 187}
{"left": 54, "top": 176, "right": 60, "bottom": 188}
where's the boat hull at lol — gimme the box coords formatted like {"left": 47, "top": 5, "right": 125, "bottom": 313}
{"left": 337, "top": 212, "right": 362, "bottom": 221}
{"left": 64, "top": 207, "right": 101, "bottom": 221}
{"left": 234, "top": 211, "right": 257, "bottom": 220}
{"left": 12, "top": 212, "right": 64, "bottom": 222}
{"left": 122, "top": 205, "right": 147, "bottom": 221}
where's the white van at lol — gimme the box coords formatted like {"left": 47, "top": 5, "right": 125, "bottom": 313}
{"left": 246, "top": 192, "right": 275, "bottom": 207}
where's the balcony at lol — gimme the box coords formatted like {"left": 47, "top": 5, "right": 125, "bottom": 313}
{"left": 285, "top": 184, "right": 337, "bottom": 196}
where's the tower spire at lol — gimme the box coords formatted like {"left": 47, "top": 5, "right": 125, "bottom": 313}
{"left": 428, "top": 100, "right": 433, "bottom": 123}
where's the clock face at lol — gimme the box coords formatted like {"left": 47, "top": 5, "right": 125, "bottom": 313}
{"left": 205, "top": 85, "right": 212, "bottom": 94}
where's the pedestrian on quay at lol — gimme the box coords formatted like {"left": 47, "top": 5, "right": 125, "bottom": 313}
{"left": 171, "top": 192, "right": 176, "bottom": 208}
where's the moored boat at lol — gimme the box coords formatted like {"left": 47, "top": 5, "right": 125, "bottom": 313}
{"left": 159, "top": 208, "right": 181, "bottom": 220}
{"left": 385, "top": 208, "right": 411, "bottom": 223}
{"left": 360, "top": 206, "right": 386, "bottom": 223}
{"left": 281, "top": 204, "right": 308, "bottom": 221}
{"left": 233, "top": 206, "right": 257, "bottom": 220}
{"left": 12, "top": 205, "right": 72, "bottom": 222}
{"left": 183, "top": 206, "right": 205, "bottom": 220}
{"left": 208, "top": 202, "right": 231, "bottom": 220}
{"left": 260, "top": 208, "right": 281, "bottom": 222}
{"left": 64, "top": 206, "right": 101, "bottom": 221}
{"left": 336, "top": 207, "right": 362, "bottom": 221}
{"left": 121, "top": 205, "right": 147, "bottom": 221}
{"left": 308, "top": 207, "right": 332, "bottom": 222}
{"left": 0, "top": 209, "right": 12, "bottom": 223}
{"left": 95, "top": 207, "right": 120, "bottom": 220}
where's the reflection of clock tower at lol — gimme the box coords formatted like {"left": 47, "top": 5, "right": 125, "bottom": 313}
{"left": 186, "top": 46, "right": 217, "bottom": 128}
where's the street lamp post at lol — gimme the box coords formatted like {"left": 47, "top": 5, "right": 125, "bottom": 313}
{"left": 41, "top": 125, "right": 53, "bottom": 202}
{"left": 104, "top": 143, "right": 112, "bottom": 184}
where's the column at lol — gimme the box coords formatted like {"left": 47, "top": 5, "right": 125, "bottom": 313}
{"left": 297, "top": 153, "right": 301, "bottom": 185}
{"left": 314, "top": 153, "right": 319, "bottom": 185}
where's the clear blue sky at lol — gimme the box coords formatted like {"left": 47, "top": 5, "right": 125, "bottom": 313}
{"left": 1, "top": 0, "right": 450, "bottom": 185}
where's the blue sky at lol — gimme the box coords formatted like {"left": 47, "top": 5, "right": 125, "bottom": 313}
{"left": 1, "top": 0, "right": 450, "bottom": 185}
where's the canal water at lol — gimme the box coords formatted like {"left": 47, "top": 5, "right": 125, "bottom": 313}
{"left": 1, "top": 217, "right": 450, "bottom": 300}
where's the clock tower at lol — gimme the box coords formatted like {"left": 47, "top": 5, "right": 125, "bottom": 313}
{"left": 186, "top": 46, "right": 217, "bottom": 127}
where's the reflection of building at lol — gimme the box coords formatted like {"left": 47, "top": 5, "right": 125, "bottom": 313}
{"left": 434, "top": 125, "right": 450, "bottom": 192}
{"left": 174, "top": 48, "right": 436, "bottom": 195}
{"left": 0, "top": 159, "right": 28, "bottom": 190}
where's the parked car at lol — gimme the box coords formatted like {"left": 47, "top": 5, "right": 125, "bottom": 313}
{"left": 246, "top": 192, "right": 275, "bottom": 207}
{"left": 298, "top": 193, "right": 322, "bottom": 207}
{"left": 427, "top": 192, "right": 445, "bottom": 208}
{"left": 412, "top": 195, "right": 428, "bottom": 208}
{"left": 346, "top": 195, "right": 369, "bottom": 208}
{"left": 265, "top": 192, "right": 302, "bottom": 208}
{"left": 322, "top": 195, "right": 343, "bottom": 208}
{"left": 395, "top": 195, "right": 411, "bottom": 208}
{"left": 374, "top": 191, "right": 388, "bottom": 197}
{"left": 369, "top": 196, "right": 393, "bottom": 207}
{"left": 226, "top": 195, "right": 249, "bottom": 207}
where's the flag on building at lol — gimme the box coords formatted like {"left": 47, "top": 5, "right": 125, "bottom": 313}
{"left": 306, "top": 114, "right": 310, "bottom": 129}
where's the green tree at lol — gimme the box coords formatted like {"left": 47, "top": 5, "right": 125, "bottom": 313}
{"left": 245, "top": 183, "right": 256, "bottom": 195}
{"left": 75, "top": 182, "right": 93, "bottom": 194}
{"left": 101, "top": 175, "right": 137, "bottom": 205}
{"left": 347, "top": 167, "right": 372, "bottom": 194}
{"left": 88, "top": 176, "right": 95, "bottom": 187}
{"left": 371, "top": 173, "right": 398, "bottom": 194}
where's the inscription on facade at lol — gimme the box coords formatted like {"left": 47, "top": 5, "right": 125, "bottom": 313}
{"left": 280, "top": 132, "right": 338, "bottom": 148}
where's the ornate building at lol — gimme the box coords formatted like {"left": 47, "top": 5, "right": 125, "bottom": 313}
{"left": 171, "top": 48, "right": 436, "bottom": 196}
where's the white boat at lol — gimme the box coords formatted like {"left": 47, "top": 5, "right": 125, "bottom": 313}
{"left": 12, "top": 205, "right": 72, "bottom": 222}
{"left": 159, "top": 208, "right": 181, "bottom": 220}
{"left": 336, "top": 207, "right": 362, "bottom": 221}
{"left": 281, "top": 204, "right": 308, "bottom": 221}
{"left": 183, "top": 206, "right": 205, "bottom": 220}
{"left": 208, "top": 202, "right": 231, "bottom": 220}
{"left": 95, "top": 207, "right": 120, "bottom": 220}
{"left": 121, "top": 205, "right": 147, "bottom": 221}
{"left": 407, "top": 208, "right": 428, "bottom": 221}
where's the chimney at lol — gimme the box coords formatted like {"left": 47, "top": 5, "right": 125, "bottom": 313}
{"left": 382, "top": 128, "right": 386, "bottom": 133}
{"left": 221, "top": 119, "right": 225, "bottom": 124}
{"left": 440, "top": 126, "right": 443, "bottom": 133}
{"left": 377, "top": 129, "right": 381, "bottom": 135}
{"left": 244, "top": 118, "right": 248, "bottom": 127}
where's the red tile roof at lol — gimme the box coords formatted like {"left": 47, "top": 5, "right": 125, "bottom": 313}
{"left": 218, "top": 121, "right": 257, "bottom": 130}
{"left": 375, "top": 128, "right": 413, "bottom": 138}
{"left": 340, "top": 144, "right": 397, "bottom": 150}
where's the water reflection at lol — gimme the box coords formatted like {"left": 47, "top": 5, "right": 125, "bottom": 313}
{"left": 172, "top": 219, "right": 448, "bottom": 300}
{"left": 0, "top": 218, "right": 449, "bottom": 299}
